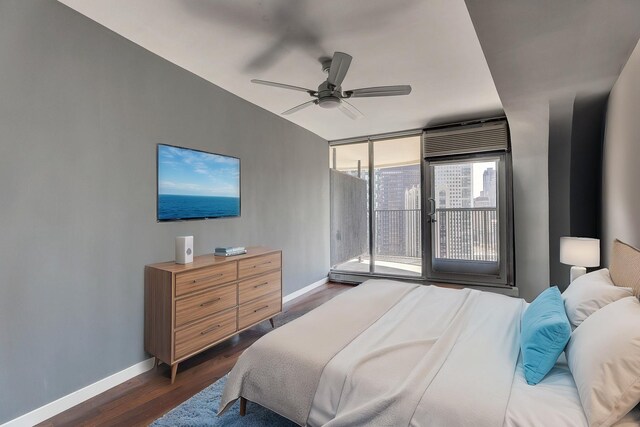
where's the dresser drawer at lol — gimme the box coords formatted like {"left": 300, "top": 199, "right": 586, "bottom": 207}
{"left": 175, "top": 283, "right": 237, "bottom": 328}
{"left": 238, "top": 291, "right": 281, "bottom": 330}
{"left": 175, "top": 262, "right": 237, "bottom": 297}
{"left": 238, "top": 270, "right": 281, "bottom": 305}
{"left": 238, "top": 252, "right": 281, "bottom": 279}
{"left": 174, "top": 308, "right": 237, "bottom": 360}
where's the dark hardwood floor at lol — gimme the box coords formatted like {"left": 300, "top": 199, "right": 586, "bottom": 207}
{"left": 39, "top": 282, "right": 352, "bottom": 427}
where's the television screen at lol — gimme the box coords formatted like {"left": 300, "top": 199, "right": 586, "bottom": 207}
{"left": 157, "top": 144, "right": 240, "bottom": 221}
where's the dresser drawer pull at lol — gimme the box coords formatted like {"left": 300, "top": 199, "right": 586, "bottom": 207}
{"left": 251, "top": 261, "right": 272, "bottom": 269}
{"left": 254, "top": 305, "right": 270, "bottom": 313}
{"left": 254, "top": 282, "right": 269, "bottom": 289}
{"left": 191, "top": 273, "right": 223, "bottom": 284}
{"left": 200, "top": 324, "right": 221, "bottom": 335}
{"left": 200, "top": 297, "right": 221, "bottom": 307}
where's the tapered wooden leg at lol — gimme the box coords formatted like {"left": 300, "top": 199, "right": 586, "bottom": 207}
{"left": 269, "top": 318, "right": 275, "bottom": 328}
{"left": 153, "top": 357, "right": 160, "bottom": 368}
{"left": 239, "top": 397, "right": 247, "bottom": 416}
{"left": 170, "top": 363, "right": 178, "bottom": 384}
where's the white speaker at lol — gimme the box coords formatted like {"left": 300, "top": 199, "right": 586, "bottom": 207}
{"left": 175, "top": 236, "right": 194, "bottom": 264}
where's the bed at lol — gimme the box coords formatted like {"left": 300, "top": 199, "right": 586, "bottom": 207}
{"left": 219, "top": 268, "right": 640, "bottom": 426}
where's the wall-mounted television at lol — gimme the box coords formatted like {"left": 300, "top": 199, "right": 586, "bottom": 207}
{"left": 157, "top": 144, "right": 240, "bottom": 221}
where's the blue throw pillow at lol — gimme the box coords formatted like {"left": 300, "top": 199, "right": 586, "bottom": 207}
{"left": 521, "top": 286, "right": 571, "bottom": 385}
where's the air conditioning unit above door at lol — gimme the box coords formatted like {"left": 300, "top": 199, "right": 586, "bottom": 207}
{"left": 423, "top": 119, "right": 509, "bottom": 159}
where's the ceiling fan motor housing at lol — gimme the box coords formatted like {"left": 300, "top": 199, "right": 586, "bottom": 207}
{"left": 317, "top": 81, "right": 341, "bottom": 108}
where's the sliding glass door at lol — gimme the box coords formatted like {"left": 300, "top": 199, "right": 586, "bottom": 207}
{"left": 330, "top": 134, "right": 423, "bottom": 278}
{"left": 372, "top": 136, "right": 422, "bottom": 277}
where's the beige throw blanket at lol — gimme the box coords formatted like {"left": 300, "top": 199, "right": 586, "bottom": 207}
{"left": 219, "top": 280, "right": 419, "bottom": 425}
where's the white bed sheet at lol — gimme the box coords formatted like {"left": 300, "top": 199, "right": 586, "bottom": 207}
{"left": 505, "top": 354, "right": 640, "bottom": 426}
{"left": 505, "top": 354, "right": 587, "bottom": 426}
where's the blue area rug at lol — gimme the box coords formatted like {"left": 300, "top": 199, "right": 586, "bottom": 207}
{"left": 150, "top": 375, "right": 298, "bottom": 426}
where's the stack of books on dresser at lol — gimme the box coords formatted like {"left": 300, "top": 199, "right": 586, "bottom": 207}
{"left": 214, "top": 246, "right": 247, "bottom": 257}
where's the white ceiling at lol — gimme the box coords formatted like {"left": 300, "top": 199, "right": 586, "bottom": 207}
{"left": 58, "top": 0, "right": 503, "bottom": 141}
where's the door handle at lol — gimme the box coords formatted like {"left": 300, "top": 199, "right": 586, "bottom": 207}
{"left": 427, "top": 198, "right": 437, "bottom": 223}
{"left": 427, "top": 198, "right": 436, "bottom": 215}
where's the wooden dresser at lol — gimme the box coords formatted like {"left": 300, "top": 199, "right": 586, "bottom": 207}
{"left": 144, "top": 247, "right": 282, "bottom": 383}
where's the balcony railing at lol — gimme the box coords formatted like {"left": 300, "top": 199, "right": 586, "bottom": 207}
{"left": 374, "top": 209, "right": 422, "bottom": 259}
{"left": 373, "top": 207, "right": 498, "bottom": 262}
{"left": 434, "top": 207, "right": 498, "bottom": 262}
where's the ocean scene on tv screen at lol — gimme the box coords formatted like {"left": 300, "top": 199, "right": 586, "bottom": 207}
{"left": 157, "top": 145, "right": 240, "bottom": 220}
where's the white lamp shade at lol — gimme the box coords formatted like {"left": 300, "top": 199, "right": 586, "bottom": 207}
{"left": 560, "top": 237, "right": 600, "bottom": 267}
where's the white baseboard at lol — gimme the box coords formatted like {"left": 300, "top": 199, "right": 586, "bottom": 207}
{"left": 3, "top": 277, "right": 329, "bottom": 427}
{"left": 2, "top": 358, "right": 155, "bottom": 427}
{"left": 283, "top": 276, "right": 329, "bottom": 304}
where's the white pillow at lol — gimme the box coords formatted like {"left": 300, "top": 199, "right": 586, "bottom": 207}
{"left": 562, "top": 268, "right": 633, "bottom": 327}
{"left": 566, "top": 296, "right": 640, "bottom": 427}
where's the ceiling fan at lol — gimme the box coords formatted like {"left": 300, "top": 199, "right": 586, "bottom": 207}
{"left": 251, "top": 52, "right": 412, "bottom": 120}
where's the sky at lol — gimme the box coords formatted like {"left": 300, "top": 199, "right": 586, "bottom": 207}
{"left": 158, "top": 145, "right": 240, "bottom": 197}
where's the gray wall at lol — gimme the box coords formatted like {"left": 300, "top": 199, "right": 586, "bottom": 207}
{"left": 502, "top": 105, "right": 551, "bottom": 301}
{"left": 547, "top": 98, "right": 574, "bottom": 289}
{"left": 0, "top": 1, "right": 328, "bottom": 422}
{"left": 569, "top": 94, "right": 607, "bottom": 239}
{"left": 602, "top": 39, "right": 640, "bottom": 264}
{"left": 548, "top": 93, "right": 608, "bottom": 290}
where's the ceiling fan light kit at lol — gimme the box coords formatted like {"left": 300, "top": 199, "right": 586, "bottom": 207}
{"left": 251, "top": 51, "right": 412, "bottom": 119}
{"left": 318, "top": 96, "right": 341, "bottom": 109}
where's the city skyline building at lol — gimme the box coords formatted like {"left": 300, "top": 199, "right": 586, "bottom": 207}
{"left": 474, "top": 167, "right": 497, "bottom": 207}
{"left": 374, "top": 164, "right": 421, "bottom": 257}
{"left": 434, "top": 163, "right": 473, "bottom": 259}
{"left": 404, "top": 185, "right": 421, "bottom": 258}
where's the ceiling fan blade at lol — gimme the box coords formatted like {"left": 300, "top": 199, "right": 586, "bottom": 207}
{"left": 338, "top": 100, "right": 364, "bottom": 120}
{"left": 344, "top": 85, "right": 412, "bottom": 98}
{"left": 282, "top": 100, "right": 317, "bottom": 115}
{"left": 251, "top": 79, "right": 316, "bottom": 94}
{"left": 327, "top": 52, "right": 352, "bottom": 87}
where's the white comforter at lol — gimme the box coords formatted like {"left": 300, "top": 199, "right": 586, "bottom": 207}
{"left": 309, "top": 284, "right": 524, "bottom": 426}
{"left": 221, "top": 280, "right": 526, "bottom": 426}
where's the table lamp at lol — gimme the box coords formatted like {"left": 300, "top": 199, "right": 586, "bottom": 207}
{"left": 560, "top": 237, "right": 600, "bottom": 282}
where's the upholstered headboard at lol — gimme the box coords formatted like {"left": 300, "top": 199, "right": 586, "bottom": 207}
{"left": 609, "top": 239, "right": 640, "bottom": 296}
